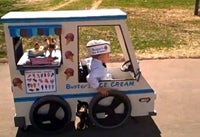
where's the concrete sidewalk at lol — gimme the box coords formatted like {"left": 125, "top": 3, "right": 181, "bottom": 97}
{"left": 0, "top": 59, "right": 200, "bottom": 137}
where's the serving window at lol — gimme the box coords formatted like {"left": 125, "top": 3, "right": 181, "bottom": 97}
{"left": 8, "top": 25, "right": 62, "bottom": 71}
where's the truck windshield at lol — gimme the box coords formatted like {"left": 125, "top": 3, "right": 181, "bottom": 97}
{"left": 78, "top": 25, "right": 133, "bottom": 82}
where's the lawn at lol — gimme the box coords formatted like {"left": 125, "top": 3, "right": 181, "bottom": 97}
{"left": 0, "top": 0, "right": 199, "bottom": 58}
{"left": 100, "top": 0, "right": 195, "bottom": 9}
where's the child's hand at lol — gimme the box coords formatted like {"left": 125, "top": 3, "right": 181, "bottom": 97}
{"left": 97, "top": 87, "right": 108, "bottom": 97}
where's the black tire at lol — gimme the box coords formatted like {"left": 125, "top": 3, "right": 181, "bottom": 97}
{"left": 89, "top": 90, "right": 131, "bottom": 129}
{"left": 29, "top": 95, "right": 71, "bottom": 133}
{"left": 19, "top": 125, "right": 30, "bottom": 132}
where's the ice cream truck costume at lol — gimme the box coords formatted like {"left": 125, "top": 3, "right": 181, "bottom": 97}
{"left": 1, "top": 9, "right": 156, "bottom": 133}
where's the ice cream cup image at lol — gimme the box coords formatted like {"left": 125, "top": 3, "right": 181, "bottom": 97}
{"left": 65, "top": 33, "right": 74, "bottom": 45}
{"left": 64, "top": 68, "right": 74, "bottom": 80}
{"left": 65, "top": 50, "right": 74, "bottom": 62}
{"left": 12, "top": 77, "right": 23, "bottom": 90}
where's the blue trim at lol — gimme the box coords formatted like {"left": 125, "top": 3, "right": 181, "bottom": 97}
{"left": 14, "top": 89, "right": 154, "bottom": 103}
{"left": 8, "top": 25, "right": 61, "bottom": 29}
{"left": 125, "top": 89, "right": 154, "bottom": 95}
{"left": 8, "top": 24, "right": 61, "bottom": 37}
{"left": 1, "top": 9, "right": 127, "bottom": 23}
{"left": 2, "top": 16, "right": 126, "bottom": 23}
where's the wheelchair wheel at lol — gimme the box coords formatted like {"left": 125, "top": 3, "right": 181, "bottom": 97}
{"left": 89, "top": 90, "right": 131, "bottom": 129}
{"left": 29, "top": 95, "right": 71, "bottom": 133}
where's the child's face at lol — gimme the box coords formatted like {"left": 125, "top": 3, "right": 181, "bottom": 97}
{"left": 34, "top": 43, "right": 40, "bottom": 50}
{"left": 98, "top": 53, "right": 110, "bottom": 63}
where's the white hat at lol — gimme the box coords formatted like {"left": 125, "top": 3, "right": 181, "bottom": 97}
{"left": 86, "top": 39, "right": 110, "bottom": 56}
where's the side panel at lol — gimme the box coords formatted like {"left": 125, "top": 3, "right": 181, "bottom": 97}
{"left": 3, "top": 18, "right": 156, "bottom": 127}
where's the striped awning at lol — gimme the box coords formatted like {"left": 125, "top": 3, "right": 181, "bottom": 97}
{"left": 8, "top": 24, "right": 62, "bottom": 37}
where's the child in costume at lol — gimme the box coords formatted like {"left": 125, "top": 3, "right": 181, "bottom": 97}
{"left": 86, "top": 39, "right": 111, "bottom": 96}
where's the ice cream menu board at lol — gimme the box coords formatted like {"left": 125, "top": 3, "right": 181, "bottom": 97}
{"left": 25, "top": 69, "right": 56, "bottom": 93}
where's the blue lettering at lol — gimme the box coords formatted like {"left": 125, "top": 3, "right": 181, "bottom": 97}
{"left": 66, "top": 84, "right": 89, "bottom": 90}
{"left": 99, "top": 82, "right": 107, "bottom": 87}
{"left": 111, "top": 81, "right": 134, "bottom": 87}
{"left": 66, "top": 84, "right": 71, "bottom": 89}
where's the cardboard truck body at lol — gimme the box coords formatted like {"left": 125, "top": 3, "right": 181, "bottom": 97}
{"left": 1, "top": 9, "right": 156, "bottom": 132}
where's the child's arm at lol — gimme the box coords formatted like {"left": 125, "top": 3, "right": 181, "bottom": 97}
{"left": 97, "top": 87, "right": 108, "bottom": 97}
{"left": 87, "top": 73, "right": 108, "bottom": 96}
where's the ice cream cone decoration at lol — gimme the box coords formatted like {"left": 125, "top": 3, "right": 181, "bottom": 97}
{"left": 65, "top": 33, "right": 74, "bottom": 45}
{"left": 64, "top": 68, "right": 74, "bottom": 80}
{"left": 65, "top": 50, "right": 74, "bottom": 62}
{"left": 12, "top": 77, "right": 23, "bottom": 90}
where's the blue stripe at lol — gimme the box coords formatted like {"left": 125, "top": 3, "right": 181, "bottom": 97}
{"left": 125, "top": 89, "right": 154, "bottom": 94}
{"left": 8, "top": 24, "right": 62, "bottom": 37}
{"left": 14, "top": 89, "right": 154, "bottom": 103}
{"left": 2, "top": 16, "right": 126, "bottom": 23}
{"left": 8, "top": 24, "right": 61, "bottom": 29}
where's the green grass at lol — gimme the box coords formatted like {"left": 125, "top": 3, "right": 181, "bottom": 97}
{"left": 50, "top": 0, "right": 63, "bottom": 5}
{"left": 0, "top": 0, "right": 16, "bottom": 16}
{"left": 0, "top": 25, "right": 7, "bottom": 58}
{"left": 127, "top": 18, "right": 179, "bottom": 50}
{"left": 0, "top": 0, "right": 17, "bottom": 57}
{"left": 13, "top": 0, "right": 56, "bottom": 11}
{"left": 0, "top": 0, "right": 199, "bottom": 58}
{"left": 79, "top": 26, "right": 122, "bottom": 58}
{"left": 100, "top": 0, "right": 195, "bottom": 9}
{"left": 58, "top": 0, "right": 94, "bottom": 10}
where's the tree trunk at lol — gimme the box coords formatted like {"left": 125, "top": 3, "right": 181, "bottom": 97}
{"left": 194, "top": 0, "right": 200, "bottom": 15}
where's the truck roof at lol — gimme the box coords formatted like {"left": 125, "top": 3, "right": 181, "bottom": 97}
{"left": 1, "top": 9, "right": 127, "bottom": 23}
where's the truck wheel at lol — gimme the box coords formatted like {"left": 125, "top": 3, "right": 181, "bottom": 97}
{"left": 29, "top": 95, "right": 71, "bottom": 133}
{"left": 89, "top": 90, "right": 131, "bottom": 129}
{"left": 19, "top": 125, "right": 30, "bottom": 132}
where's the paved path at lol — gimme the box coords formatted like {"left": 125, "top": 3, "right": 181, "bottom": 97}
{"left": 0, "top": 59, "right": 200, "bottom": 137}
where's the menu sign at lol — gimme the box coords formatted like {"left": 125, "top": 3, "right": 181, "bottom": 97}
{"left": 25, "top": 69, "right": 56, "bottom": 93}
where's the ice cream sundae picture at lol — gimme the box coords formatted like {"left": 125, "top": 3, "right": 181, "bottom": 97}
{"left": 65, "top": 50, "right": 74, "bottom": 62}
{"left": 12, "top": 77, "right": 23, "bottom": 90}
{"left": 65, "top": 33, "right": 74, "bottom": 45}
{"left": 64, "top": 68, "right": 74, "bottom": 80}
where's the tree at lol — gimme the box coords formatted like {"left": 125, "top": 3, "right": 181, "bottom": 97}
{"left": 194, "top": 0, "right": 200, "bottom": 15}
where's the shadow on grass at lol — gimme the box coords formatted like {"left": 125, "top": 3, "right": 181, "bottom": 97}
{"left": 16, "top": 116, "right": 161, "bottom": 137}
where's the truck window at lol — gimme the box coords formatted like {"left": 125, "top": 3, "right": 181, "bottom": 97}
{"left": 78, "top": 25, "right": 132, "bottom": 82}
{"left": 9, "top": 25, "right": 62, "bottom": 70}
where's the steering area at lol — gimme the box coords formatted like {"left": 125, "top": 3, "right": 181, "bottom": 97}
{"left": 120, "top": 60, "right": 133, "bottom": 72}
